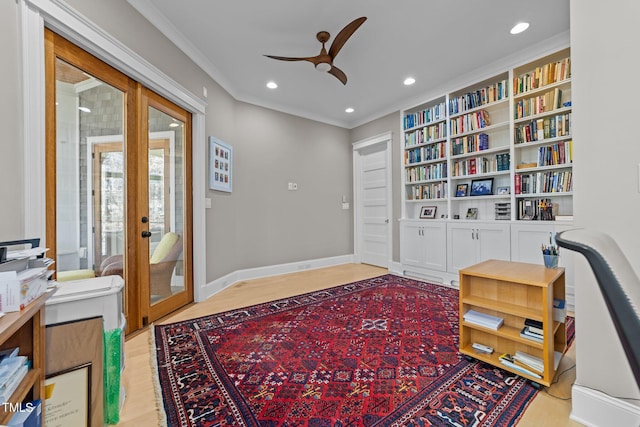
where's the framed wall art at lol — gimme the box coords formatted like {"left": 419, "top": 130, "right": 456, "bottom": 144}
{"left": 209, "top": 136, "right": 233, "bottom": 192}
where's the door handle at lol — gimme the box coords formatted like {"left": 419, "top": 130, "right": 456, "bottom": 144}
{"left": 141, "top": 230, "right": 152, "bottom": 238}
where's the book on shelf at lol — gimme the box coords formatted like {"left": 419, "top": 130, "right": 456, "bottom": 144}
{"left": 7, "top": 399, "right": 41, "bottom": 427}
{"left": 520, "top": 326, "right": 543, "bottom": 343}
{"left": 498, "top": 353, "right": 542, "bottom": 379}
{"left": 524, "top": 318, "right": 543, "bottom": 329}
{"left": 463, "top": 309, "right": 503, "bottom": 330}
{"left": 514, "top": 351, "right": 544, "bottom": 373}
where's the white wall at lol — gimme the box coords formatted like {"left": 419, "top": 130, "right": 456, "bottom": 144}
{"left": 0, "top": 0, "right": 25, "bottom": 240}
{"left": 570, "top": 0, "right": 640, "bottom": 423}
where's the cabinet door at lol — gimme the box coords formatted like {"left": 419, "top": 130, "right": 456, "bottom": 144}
{"left": 510, "top": 223, "right": 554, "bottom": 264}
{"left": 476, "top": 223, "right": 511, "bottom": 262}
{"left": 400, "top": 222, "right": 426, "bottom": 268}
{"left": 422, "top": 222, "right": 447, "bottom": 271}
{"left": 447, "top": 223, "right": 476, "bottom": 272}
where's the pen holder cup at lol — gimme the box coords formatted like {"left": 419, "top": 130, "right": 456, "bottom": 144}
{"left": 543, "top": 254, "right": 559, "bottom": 269}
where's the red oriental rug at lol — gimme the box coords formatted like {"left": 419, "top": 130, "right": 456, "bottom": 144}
{"left": 153, "top": 274, "right": 574, "bottom": 426}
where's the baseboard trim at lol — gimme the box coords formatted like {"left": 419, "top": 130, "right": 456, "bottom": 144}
{"left": 199, "top": 255, "right": 356, "bottom": 302}
{"left": 571, "top": 384, "right": 640, "bottom": 427}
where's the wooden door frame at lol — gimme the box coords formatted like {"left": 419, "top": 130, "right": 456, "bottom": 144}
{"left": 352, "top": 132, "right": 393, "bottom": 267}
{"left": 142, "top": 89, "right": 193, "bottom": 325}
{"left": 45, "top": 30, "right": 194, "bottom": 333}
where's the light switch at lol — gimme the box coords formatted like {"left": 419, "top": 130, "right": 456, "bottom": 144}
{"left": 342, "top": 202, "right": 350, "bottom": 210}
{"left": 205, "top": 198, "right": 212, "bottom": 209}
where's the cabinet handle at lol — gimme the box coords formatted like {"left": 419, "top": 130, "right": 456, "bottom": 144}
{"left": 475, "top": 230, "right": 479, "bottom": 239}
{"left": 471, "top": 229, "right": 474, "bottom": 240}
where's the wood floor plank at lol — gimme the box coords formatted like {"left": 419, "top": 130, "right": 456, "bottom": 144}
{"left": 117, "top": 264, "right": 580, "bottom": 426}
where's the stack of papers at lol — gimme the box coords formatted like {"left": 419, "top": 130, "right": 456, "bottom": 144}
{"left": 463, "top": 309, "right": 504, "bottom": 330}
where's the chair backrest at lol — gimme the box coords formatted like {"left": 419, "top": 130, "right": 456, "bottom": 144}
{"left": 150, "top": 232, "right": 182, "bottom": 264}
{"left": 555, "top": 228, "right": 640, "bottom": 386}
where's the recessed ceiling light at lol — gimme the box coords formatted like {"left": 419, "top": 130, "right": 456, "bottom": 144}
{"left": 345, "top": 107, "right": 354, "bottom": 113}
{"left": 510, "top": 22, "right": 530, "bottom": 35}
{"left": 78, "top": 106, "right": 91, "bottom": 113}
{"left": 404, "top": 77, "right": 416, "bottom": 86}
{"left": 266, "top": 81, "right": 278, "bottom": 89}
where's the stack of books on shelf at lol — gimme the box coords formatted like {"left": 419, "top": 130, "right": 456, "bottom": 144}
{"left": 0, "top": 348, "right": 30, "bottom": 403}
{"left": 463, "top": 309, "right": 503, "bottom": 330}
{"left": 520, "top": 318, "right": 544, "bottom": 343}
{"left": 498, "top": 352, "right": 542, "bottom": 379}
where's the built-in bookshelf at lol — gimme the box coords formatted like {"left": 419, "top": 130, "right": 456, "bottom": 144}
{"left": 401, "top": 48, "right": 572, "bottom": 222}
{"left": 512, "top": 48, "right": 572, "bottom": 220}
{"left": 403, "top": 96, "right": 448, "bottom": 214}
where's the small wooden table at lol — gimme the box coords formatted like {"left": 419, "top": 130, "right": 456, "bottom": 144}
{"left": 458, "top": 259, "right": 566, "bottom": 387}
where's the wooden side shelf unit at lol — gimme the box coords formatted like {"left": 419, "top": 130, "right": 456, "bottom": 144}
{"left": 0, "top": 292, "right": 51, "bottom": 424}
{"left": 459, "top": 259, "right": 566, "bottom": 387}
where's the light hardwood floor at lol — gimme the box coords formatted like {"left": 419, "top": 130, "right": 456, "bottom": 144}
{"left": 118, "top": 264, "right": 582, "bottom": 426}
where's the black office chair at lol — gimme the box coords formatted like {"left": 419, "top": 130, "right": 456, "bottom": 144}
{"left": 555, "top": 229, "right": 640, "bottom": 386}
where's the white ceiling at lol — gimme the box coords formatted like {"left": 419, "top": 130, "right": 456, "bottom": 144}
{"left": 127, "top": 0, "right": 570, "bottom": 129}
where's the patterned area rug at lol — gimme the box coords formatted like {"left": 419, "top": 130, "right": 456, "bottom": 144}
{"left": 154, "top": 274, "right": 574, "bottom": 426}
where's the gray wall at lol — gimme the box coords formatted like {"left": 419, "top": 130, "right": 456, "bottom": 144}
{"left": 2, "top": 0, "right": 352, "bottom": 281}
{"left": 0, "top": 1, "right": 24, "bottom": 239}
{"left": 571, "top": 0, "right": 640, "bottom": 406}
{"left": 350, "top": 112, "right": 402, "bottom": 262}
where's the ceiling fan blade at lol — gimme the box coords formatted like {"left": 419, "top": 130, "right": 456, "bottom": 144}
{"left": 264, "top": 55, "right": 320, "bottom": 65}
{"left": 328, "top": 17, "right": 367, "bottom": 60}
{"left": 328, "top": 66, "right": 347, "bottom": 85}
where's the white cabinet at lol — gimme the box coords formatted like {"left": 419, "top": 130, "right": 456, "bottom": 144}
{"left": 446, "top": 221, "right": 510, "bottom": 273}
{"left": 399, "top": 220, "right": 446, "bottom": 272}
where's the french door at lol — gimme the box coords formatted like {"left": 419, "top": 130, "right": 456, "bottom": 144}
{"left": 45, "top": 30, "right": 193, "bottom": 333}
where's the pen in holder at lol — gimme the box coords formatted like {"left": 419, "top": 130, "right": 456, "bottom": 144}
{"left": 542, "top": 233, "right": 559, "bottom": 268}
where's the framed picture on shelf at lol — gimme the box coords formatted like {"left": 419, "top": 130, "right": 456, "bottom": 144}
{"left": 466, "top": 208, "right": 478, "bottom": 219}
{"left": 419, "top": 206, "right": 437, "bottom": 219}
{"left": 470, "top": 178, "right": 494, "bottom": 196}
{"left": 209, "top": 136, "right": 233, "bottom": 192}
{"left": 455, "top": 183, "right": 468, "bottom": 197}
{"left": 497, "top": 186, "right": 510, "bottom": 195}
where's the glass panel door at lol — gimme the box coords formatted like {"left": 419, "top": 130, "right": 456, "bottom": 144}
{"left": 55, "top": 58, "right": 125, "bottom": 277}
{"left": 144, "top": 100, "right": 191, "bottom": 322}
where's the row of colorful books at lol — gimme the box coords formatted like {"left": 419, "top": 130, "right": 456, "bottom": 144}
{"left": 403, "top": 102, "right": 446, "bottom": 130}
{"left": 404, "top": 142, "right": 447, "bottom": 165}
{"left": 404, "top": 123, "right": 447, "bottom": 147}
{"left": 406, "top": 183, "right": 447, "bottom": 201}
{"left": 405, "top": 163, "right": 447, "bottom": 183}
{"left": 514, "top": 170, "right": 573, "bottom": 195}
{"left": 450, "top": 133, "right": 489, "bottom": 156}
{"left": 449, "top": 110, "right": 490, "bottom": 136}
{"left": 514, "top": 88, "right": 564, "bottom": 119}
{"left": 513, "top": 57, "right": 571, "bottom": 95}
{"left": 449, "top": 80, "right": 509, "bottom": 115}
{"left": 514, "top": 113, "right": 571, "bottom": 144}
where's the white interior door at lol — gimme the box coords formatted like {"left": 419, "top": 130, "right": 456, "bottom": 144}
{"left": 353, "top": 134, "right": 392, "bottom": 268}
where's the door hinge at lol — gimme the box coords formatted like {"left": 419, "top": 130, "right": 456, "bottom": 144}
{"left": 142, "top": 316, "right": 149, "bottom": 327}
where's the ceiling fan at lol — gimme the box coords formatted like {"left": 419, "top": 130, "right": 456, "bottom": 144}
{"left": 264, "top": 16, "right": 367, "bottom": 85}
